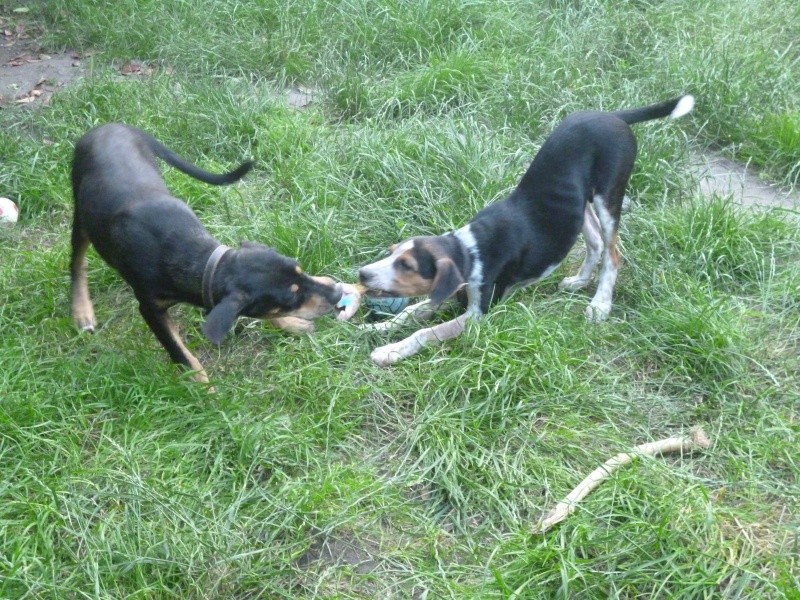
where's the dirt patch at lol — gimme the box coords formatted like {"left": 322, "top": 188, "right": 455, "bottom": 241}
{"left": 296, "top": 530, "right": 383, "bottom": 574}
{"left": 690, "top": 151, "right": 799, "bottom": 211}
{"left": 0, "top": 12, "right": 86, "bottom": 108}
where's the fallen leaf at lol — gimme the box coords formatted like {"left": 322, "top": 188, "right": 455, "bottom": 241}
{"left": 39, "top": 53, "right": 51, "bottom": 60}
{"left": 12, "top": 7, "right": 29, "bottom": 13}
{"left": 14, "top": 88, "right": 44, "bottom": 104}
{"left": 8, "top": 54, "right": 38, "bottom": 67}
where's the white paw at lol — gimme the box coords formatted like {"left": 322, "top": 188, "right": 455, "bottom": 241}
{"left": 585, "top": 302, "right": 611, "bottom": 322}
{"left": 559, "top": 276, "right": 590, "bottom": 291}
{"left": 370, "top": 343, "right": 404, "bottom": 367}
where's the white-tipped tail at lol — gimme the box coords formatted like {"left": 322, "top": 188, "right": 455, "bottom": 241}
{"left": 670, "top": 95, "right": 695, "bottom": 119}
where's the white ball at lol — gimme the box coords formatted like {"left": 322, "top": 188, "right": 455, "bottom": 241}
{"left": 0, "top": 197, "right": 19, "bottom": 225}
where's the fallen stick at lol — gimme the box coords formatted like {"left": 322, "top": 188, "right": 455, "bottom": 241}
{"left": 532, "top": 427, "right": 711, "bottom": 534}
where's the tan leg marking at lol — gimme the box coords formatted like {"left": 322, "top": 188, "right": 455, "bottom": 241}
{"left": 70, "top": 237, "right": 96, "bottom": 332}
{"left": 164, "top": 318, "right": 209, "bottom": 384}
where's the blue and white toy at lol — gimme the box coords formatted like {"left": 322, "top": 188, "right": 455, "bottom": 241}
{"left": 363, "top": 295, "right": 410, "bottom": 316}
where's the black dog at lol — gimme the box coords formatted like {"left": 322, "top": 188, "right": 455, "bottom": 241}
{"left": 70, "top": 124, "right": 350, "bottom": 382}
{"left": 358, "top": 95, "right": 695, "bottom": 366}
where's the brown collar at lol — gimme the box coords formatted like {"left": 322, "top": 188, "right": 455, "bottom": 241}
{"left": 201, "top": 245, "right": 230, "bottom": 310}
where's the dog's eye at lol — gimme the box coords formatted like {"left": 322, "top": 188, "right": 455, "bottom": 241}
{"left": 396, "top": 258, "right": 413, "bottom": 272}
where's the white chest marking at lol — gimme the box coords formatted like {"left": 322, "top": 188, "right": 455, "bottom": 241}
{"left": 453, "top": 225, "right": 485, "bottom": 315}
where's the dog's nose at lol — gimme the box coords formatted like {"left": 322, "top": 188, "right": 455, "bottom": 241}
{"left": 358, "top": 268, "right": 371, "bottom": 285}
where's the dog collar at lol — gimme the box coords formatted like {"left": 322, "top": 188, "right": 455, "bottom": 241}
{"left": 202, "top": 245, "right": 231, "bottom": 310}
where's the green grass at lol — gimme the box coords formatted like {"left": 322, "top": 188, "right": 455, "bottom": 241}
{"left": 1, "top": 0, "right": 799, "bottom": 597}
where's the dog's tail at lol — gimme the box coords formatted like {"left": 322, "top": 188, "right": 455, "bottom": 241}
{"left": 613, "top": 95, "right": 695, "bottom": 125}
{"left": 143, "top": 132, "right": 253, "bottom": 185}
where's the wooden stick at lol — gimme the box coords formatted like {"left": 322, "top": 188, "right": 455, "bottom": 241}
{"left": 532, "top": 427, "right": 711, "bottom": 534}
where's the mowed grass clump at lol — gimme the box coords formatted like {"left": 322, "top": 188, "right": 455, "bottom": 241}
{"left": 2, "top": 0, "right": 799, "bottom": 597}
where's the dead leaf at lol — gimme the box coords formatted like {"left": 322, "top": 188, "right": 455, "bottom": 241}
{"left": 12, "top": 7, "right": 30, "bottom": 13}
{"left": 8, "top": 54, "right": 38, "bottom": 67}
{"left": 39, "top": 53, "right": 51, "bottom": 61}
{"left": 14, "top": 88, "right": 44, "bottom": 104}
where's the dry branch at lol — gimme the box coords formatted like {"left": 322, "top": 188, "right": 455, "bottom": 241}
{"left": 532, "top": 427, "right": 711, "bottom": 534}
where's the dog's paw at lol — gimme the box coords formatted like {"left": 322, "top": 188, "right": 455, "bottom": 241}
{"left": 559, "top": 275, "right": 591, "bottom": 291}
{"left": 585, "top": 302, "right": 611, "bottom": 323}
{"left": 73, "top": 315, "right": 96, "bottom": 333}
{"left": 371, "top": 343, "right": 404, "bottom": 367}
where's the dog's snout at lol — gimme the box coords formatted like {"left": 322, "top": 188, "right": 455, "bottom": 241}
{"left": 358, "top": 268, "right": 372, "bottom": 285}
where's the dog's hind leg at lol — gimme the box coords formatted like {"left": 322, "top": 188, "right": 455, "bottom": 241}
{"left": 137, "top": 300, "right": 210, "bottom": 384}
{"left": 559, "top": 203, "right": 603, "bottom": 292}
{"left": 585, "top": 195, "right": 621, "bottom": 322}
{"left": 70, "top": 219, "right": 96, "bottom": 332}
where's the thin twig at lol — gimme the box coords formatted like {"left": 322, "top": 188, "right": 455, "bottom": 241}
{"left": 532, "top": 427, "right": 712, "bottom": 534}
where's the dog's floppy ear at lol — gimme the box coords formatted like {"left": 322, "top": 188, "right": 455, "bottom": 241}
{"left": 430, "top": 258, "right": 465, "bottom": 305}
{"left": 202, "top": 293, "right": 247, "bottom": 345}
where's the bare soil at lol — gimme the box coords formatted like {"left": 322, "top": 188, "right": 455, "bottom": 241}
{"left": 0, "top": 13, "right": 85, "bottom": 108}
{"left": 689, "top": 151, "right": 799, "bottom": 210}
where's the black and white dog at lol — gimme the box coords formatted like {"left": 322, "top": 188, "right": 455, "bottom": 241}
{"left": 358, "top": 95, "right": 695, "bottom": 366}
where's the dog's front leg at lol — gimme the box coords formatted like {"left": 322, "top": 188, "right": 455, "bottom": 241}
{"left": 137, "top": 301, "right": 210, "bottom": 384}
{"left": 370, "top": 311, "right": 474, "bottom": 367}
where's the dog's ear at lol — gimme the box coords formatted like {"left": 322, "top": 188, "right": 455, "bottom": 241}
{"left": 430, "top": 258, "right": 465, "bottom": 305}
{"left": 202, "top": 294, "right": 247, "bottom": 345}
